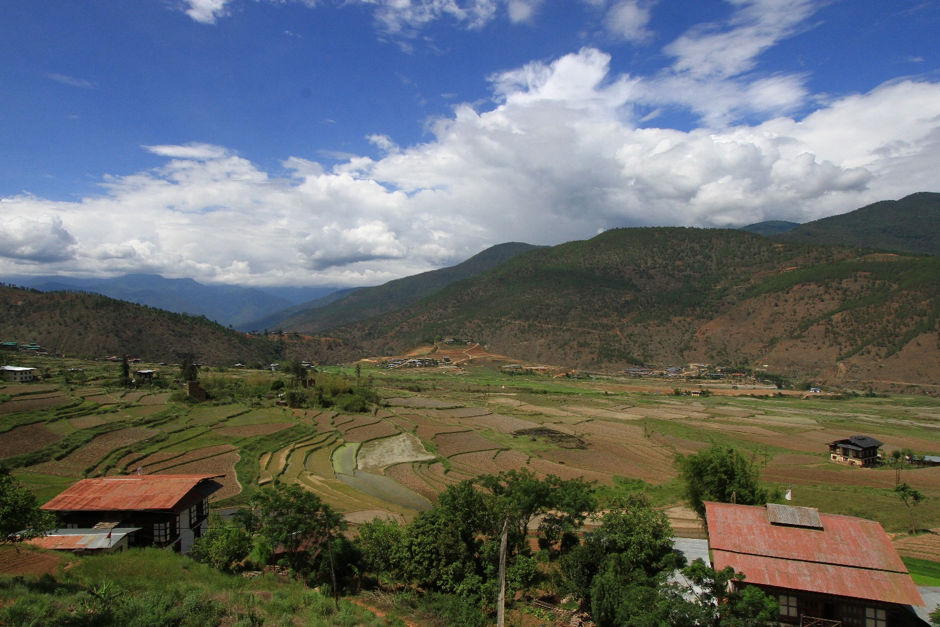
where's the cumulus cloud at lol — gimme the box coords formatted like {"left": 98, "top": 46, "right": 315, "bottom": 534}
{"left": 0, "top": 214, "right": 78, "bottom": 263}
{"left": 4, "top": 48, "right": 940, "bottom": 286}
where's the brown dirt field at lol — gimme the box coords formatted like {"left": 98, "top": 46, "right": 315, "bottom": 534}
{"left": 0, "top": 394, "right": 72, "bottom": 414}
{"left": 27, "top": 428, "right": 158, "bottom": 476}
{"left": 122, "top": 391, "right": 148, "bottom": 403}
{"left": 432, "top": 407, "right": 492, "bottom": 418}
{"left": 464, "top": 413, "right": 539, "bottom": 433}
{"left": 387, "top": 415, "right": 417, "bottom": 432}
{"left": 385, "top": 397, "right": 462, "bottom": 409}
{"left": 540, "top": 448, "right": 673, "bottom": 483}
{"left": 448, "top": 450, "right": 503, "bottom": 474}
{"left": 561, "top": 405, "right": 646, "bottom": 421}
{"left": 314, "top": 412, "right": 336, "bottom": 431}
{"left": 155, "top": 450, "right": 241, "bottom": 500}
{"left": 344, "top": 421, "right": 400, "bottom": 443}
{"left": 649, "top": 432, "right": 707, "bottom": 454}
{"left": 568, "top": 420, "right": 645, "bottom": 441}
{"left": 434, "top": 431, "right": 501, "bottom": 457}
{"left": 338, "top": 415, "right": 379, "bottom": 433}
{"left": 333, "top": 414, "right": 356, "bottom": 427}
{"left": 120, "top": 406, "right": 166, "bottom": 418}
{"left": 590, "top": 440, "right": 676, "bottom": 476}
{"left": 416, "top": 424, "right": 468, "bottom": 441}
{"left": 122, "top": 450, "right": 177, "bottom": 472}
{"left": 214, "top": 422, "right": 294, "bottom": 437}
{"left": 527, "top": 458, "right": 614, "bottom": 484}
{"left": 146, "top": 445, "right": 237, "bottom": 473}
{"left": 138, "top": 393, "right": 170, "bottom": 405}
{"left": 0, "top": 423, "right": 62, "bottom": 460}
{"left": 767, "top": 453, "right": 828, "bottom": 468}
{"left": 81, "top": 393, "right": 120, "bottom": 405}
{"left": 0, "top": 546, "right": 63, "bottom": 576}
{"left": 426, "top": 462, "right": 473, "bottom": 485}
{"left": 386, "top": 464, "right": 441, "bottom": 502}
{"left": 1, "top": 384, "right": 59, "bottom": 395}
{"left": 892, "top": 529, "right": 940, "bottom": 561}
{"left": 676, "top": 420, "right": 784, "bottom": 437}
{"left": 394, "top": 412, "right": 452, "bottom": 427}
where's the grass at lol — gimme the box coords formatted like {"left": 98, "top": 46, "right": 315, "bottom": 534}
{"left": 0, "top": 548, "right": 399, "bottom": 627}
{"left": 901, "top": 556, "right": 940, "bottom": 586}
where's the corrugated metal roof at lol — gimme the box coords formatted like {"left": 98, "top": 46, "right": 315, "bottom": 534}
{"left": 41, "top": 474, "right": 223, "bottom": 512}
{"left": 27, "top": 528, "right": 139, "bottom": 551}
{"left": 705, "top": 502, "right": 923, "bottom": 607}
{"left": 766, "top": 503, "right": 823, "bottom": 529}
{"left": 711, "top": 551, "right": 924, "bottom": 607}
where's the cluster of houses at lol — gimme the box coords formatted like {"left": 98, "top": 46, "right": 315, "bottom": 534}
{"left": 27, "top": 472, "right": 936, "bottom": 625}
{"left": 380, "top": 357, "right": 443, "bottom": 369}
{"left": 620, "top": 364, "right": 762, "bottom": 381}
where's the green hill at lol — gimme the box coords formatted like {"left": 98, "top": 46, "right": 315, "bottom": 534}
{"left": 278, "top": 242, "right": 539, "bottom": 333}
{"left": 776, "top": 192, "right": 940, "bottom": 255}
{"left": 0, "top": 285, "right": 283, "bottom": 365}
{"left": 327, "top": 228, "right": 940, "bottom": 391}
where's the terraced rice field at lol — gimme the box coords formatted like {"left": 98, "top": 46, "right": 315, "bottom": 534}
{"left": 0, "top": 424, "right": 62, "bottom": 460}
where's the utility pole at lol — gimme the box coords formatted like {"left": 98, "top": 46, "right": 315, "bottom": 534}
{"left": 497, "top": 518, "right": 509, "bottom": 627}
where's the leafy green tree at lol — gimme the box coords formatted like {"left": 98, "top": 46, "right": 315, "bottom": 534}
{"left": 357, "top": 517, "right": 405, "bottom": 575}
{"left": 930, "top": 605, "right": 940, "bottom": 627}
{"left": 188, "top": 515, "right": 252, "bottom": 573}
{"left": 676, "top": 445, "right": 772, "bottom": 522}
{"left": 680, "top": 559, "right": 778, "bottom": 627}
{"left": 895, "top": 482, "right": 927, "bottom": 534}
{"left": 120, "top": 355, "right": 131, "bottom": 387}
{"left": 0, "top": 465, "right": 57, "bottom": 548}
{"left": 249, "top": 483, "right": 344, "bottom": 572}
{"left": 177, "top": 353, "right": 199, "bottom": 383}
{"left": 284, "top": 358, "right": 308, "bottom": 387}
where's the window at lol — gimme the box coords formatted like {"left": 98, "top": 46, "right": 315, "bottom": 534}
{"left": 841, "top": 603, "right": 865, "bottom": 627}
{"left": 865, "top": 607, "right": 886, "bottom": 627}
{"left": 153, "top": 522, "right": 170, "bottom": 543}
{"left": 779, "top": 595, "right": 798, "bottom": 618}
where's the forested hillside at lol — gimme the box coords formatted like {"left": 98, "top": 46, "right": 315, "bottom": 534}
{"left": 328, "top": 228, "right": 940, "bottom": 391}
{"left": 0, "top": 285, "right": 283, "bottom": 364}
{"left": 278, "top": 242, "right": 539, "bottom": 333}
{"left": 776, "top": 192, "right": 940, "bottom": 255}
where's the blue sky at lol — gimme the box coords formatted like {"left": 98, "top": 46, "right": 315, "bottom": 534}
{"left": 2, "top": 0, "right": 939, "bottom": 287}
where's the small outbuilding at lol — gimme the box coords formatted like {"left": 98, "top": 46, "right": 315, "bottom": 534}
{"left": 828, "top": 435, "right": 884, "bottom": 467}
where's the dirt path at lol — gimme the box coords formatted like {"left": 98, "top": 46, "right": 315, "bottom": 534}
{"left": 349, "top": 597, "right": 425, "bottom": 627}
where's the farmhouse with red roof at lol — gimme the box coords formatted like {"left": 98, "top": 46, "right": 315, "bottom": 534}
{"left": 41, "top": 474, "right": 223, "bottom": 554}
{"left": 705, "top": 502, "right": 927, "bottom": 627}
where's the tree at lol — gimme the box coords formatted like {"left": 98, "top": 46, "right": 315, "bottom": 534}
{"left": 189, "top": 515, "right": 252, "bottom": 573}
{"left": 249, "top": 483, "right": 344, "bottom": 573}
{"left": 0, "top": 465, "right": 57, "bottom": 549}
{"left": 895, "top": 483, "right": 927, "bottom": 534}
{"left": 676, "top": 445, "right": 773, "bottom": 522}
{"left": 284, "top": 358, "right": 308, "bottom": 388}
{"left": 120, "top": 355, "right": 131, "bottom": 387}
{"left": 357, "top": 517, "right": 405, "bottom": 576}
{"left": 177, "top": 353, "right": 199, "bottom": 383}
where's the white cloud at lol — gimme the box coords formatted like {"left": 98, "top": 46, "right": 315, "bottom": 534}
{"left": 47, "top": 73, "right": 97, "bottom": 89}
{"left": 604, "top": 0, "right": 653, "bottom": 43}
{"left": 507, "top": 0, "right": 544, "bottom": 23}
{"left": 4, "top": 49, "right": 940, "bottom": 286}
{"left": 181, "top": 0, "right": 232, "bottom": 24}
{"left": 0, "top": 214, "right": 77, "bottom": 263}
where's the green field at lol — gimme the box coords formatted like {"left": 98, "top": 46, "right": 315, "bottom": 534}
{"left": 3, "top": 354, "right": 940, "bottom": 544}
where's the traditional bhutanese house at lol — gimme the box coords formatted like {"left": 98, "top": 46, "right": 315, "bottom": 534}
{"left": 27, "top": 527, "right": 140, "bottom": 555}
{"left": 40, "top": 474, "right": 223, "bottom": 554}
{"left": 828, "top": 435, "right": 884, "bottom": 467}
{"left": 1, "top": 365, "right": 36, "bottom": 382}
{"left": 705, "top": 502, "right": 927, "bottom": 627}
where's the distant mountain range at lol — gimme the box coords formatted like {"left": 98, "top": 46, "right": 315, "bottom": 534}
{"left": 264, "top": 242, "right": 540, "bottom": 334}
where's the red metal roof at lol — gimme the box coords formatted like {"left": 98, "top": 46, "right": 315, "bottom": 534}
{"left": 705, "top": 502, "right": 924, "bottom": 607}
{"left": 41, "top": 474, "right": 223, "bottom": 512}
